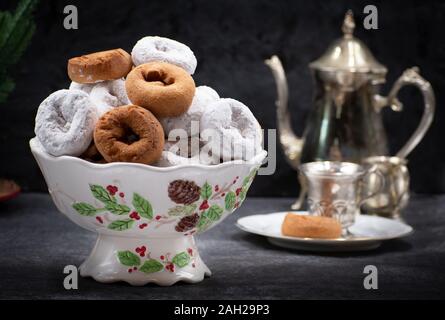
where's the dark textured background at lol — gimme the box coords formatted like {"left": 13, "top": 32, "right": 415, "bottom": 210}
{"left": 1, "top": 0, "right": 444, "bottom": 197}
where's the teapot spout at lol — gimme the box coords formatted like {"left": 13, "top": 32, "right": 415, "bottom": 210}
{"left": 265, "top": 55, "right": 303, "bottom": 170}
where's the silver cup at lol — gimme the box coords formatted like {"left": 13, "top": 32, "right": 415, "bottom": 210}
{"left": 361, "top": 156, "right": 409, "bottom": 219}
{"left": 299, "top": 161, "right": 383, "bottom": 229}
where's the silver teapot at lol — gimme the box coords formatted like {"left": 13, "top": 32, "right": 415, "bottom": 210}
{"left": 265, "top": 10, "right": 435, "bottom": 210}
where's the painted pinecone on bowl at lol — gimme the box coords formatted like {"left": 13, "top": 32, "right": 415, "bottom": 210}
{"left": 175, "top": 213, "right": 199, "bottom": 232}
{"left": 168, "top": 180, "right": 201, "bottom": 205}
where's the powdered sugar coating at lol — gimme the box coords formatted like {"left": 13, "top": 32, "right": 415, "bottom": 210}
{"left": 154, "top": 150, "right": 218, "bottom": 167}
{"left": 161, "top": 86, "right": 219, "bottom": 137}
{"left": 69, "top": 81, "right": 96, "bottom": 94}
{"left": 154, "top": 151, "right": 201, "bottom": 167}
{"left": 35, "top": 89, "right": 98, "bottom": 156}
{"left": 164, "top": 137, "right": 199, "bottom": 158}
{"left": 89, "top": 79, "right": 130, "bottom": 115}
{"left": 153, "top": 137, "right": 218, "bottom": 167}
{"left": 200, "top": 98, "right": 262, "bottom": 161}
{"left": 131, "top": 36, "right": 197, "bottom": 74}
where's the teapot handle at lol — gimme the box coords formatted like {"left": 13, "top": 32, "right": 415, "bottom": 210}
{"left": 385, "top": 67, "right": 435, "bottom": 158}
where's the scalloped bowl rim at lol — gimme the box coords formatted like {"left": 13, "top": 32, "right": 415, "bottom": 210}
{"left": 29, "top": 137, "right": 267, "bottom": 172}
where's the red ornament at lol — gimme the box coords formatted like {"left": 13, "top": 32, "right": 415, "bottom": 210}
{"left": 95, "top": 216, "right": 103, "bottom": 224}
{"left": 236, "top": 187, "right": 242, "bottom": 196}
{"left": 119, "top": 192, "right": 125, "bottom": 198}
{"left": 155, "top": 215, "right": 161, "bottom": 220}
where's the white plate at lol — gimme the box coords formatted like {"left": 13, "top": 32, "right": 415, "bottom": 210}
{"left": 236, "top": 212, "right": 413, "bottom": 252}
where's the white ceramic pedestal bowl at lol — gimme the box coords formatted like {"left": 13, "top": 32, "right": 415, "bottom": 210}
{"left": 30, "top": 138, "right": 265, "bottom": 286}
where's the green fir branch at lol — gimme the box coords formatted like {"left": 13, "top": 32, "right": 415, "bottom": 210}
{"left": 0, "top": 0, "right": 38, "bottom": 103}
{"left": 0, "top": 76, "right": 15, "bottom": 102}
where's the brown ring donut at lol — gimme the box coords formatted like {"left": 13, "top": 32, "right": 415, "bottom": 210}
{"left": 80, "top": 142, "right": 106, "bottom": 163}
{"left": 68, "top": 49, "right": 133, "bottom": 83}
{"left": 94, "top": 105, "right": 165, "bottom": 164}
{"left": 125, "top": 62, "right": 195, "bottom": 118}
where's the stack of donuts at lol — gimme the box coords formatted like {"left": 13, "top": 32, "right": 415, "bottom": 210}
{"left": 34, "top": 36, "right": 263, "bottom": 166}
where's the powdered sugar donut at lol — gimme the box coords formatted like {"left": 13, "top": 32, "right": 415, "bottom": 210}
{"left": 155, "top": 137, "right": 218, "bottom": 166}
{"left": 35, "top": 89, "right": 98, "bottom": 156}
{"left": 131, "top": 36, "right": 197, "bottom": 74}
{"left": 154, "top": 149, "right": 217, "bottom": 167}
{"left": 200, "top": 98, "right": 262, "bottom": 161}
{"left": 154, "top": 151, "right": 200, "bottom": 167}
{"left": 69, "top": 81, "right": 96, "bottom": 94}
{"left": 164, "top": 137, "right": 201, "bottom": 157}
{"left": 89, "top": 79, "right": 130, "bottom": 115}
{"left": 70, "top": 79, "right": 130, "bottom": 115}
{"left": 161, "top": 86, "right": 219, "bottom": 137}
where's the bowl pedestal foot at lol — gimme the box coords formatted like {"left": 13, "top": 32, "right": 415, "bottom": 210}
{"left": 79, "top": 234, "right": 211, "bottom": 286}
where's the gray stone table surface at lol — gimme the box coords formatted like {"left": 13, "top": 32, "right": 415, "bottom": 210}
{"left": 0, "top": 193, "right": 444, "bottom": 300}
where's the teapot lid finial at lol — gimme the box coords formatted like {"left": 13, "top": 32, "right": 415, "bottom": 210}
{"left": 342, "top": 10, "right": 355, "bottom": 37}
{"left": 309, "top": 9, "right": 387, "bottom": 74}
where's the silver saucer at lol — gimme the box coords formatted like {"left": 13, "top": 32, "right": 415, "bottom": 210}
{"left": 236, "top": 211, "right": 413, "bottom": 252}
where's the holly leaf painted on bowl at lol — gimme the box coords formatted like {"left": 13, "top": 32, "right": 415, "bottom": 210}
{"left": 132, "top": 193, "right": 153, "bottom": 219}
{"left": 200, "top": 182, "right": 212, "bottom": 200}
{"left": 206, "top": 205, "right": 223, "bottom": 221}
{"left": 108, "top": 219, "right": 134, "bottom": 231}
{"left": 239, "top": 186, "right": 248, "bottom": 201}
{"left": 105, "top": 202, "right": 131, "bottom": 215}
{"left": 168, "top": 204, "right": 197, "bottom": 216}
{"left": 197, "top": 205, "right": 223, "bottom": 232}
{"left": 139, "top": 259, "right": 164, "bottom": 273}
{"left": 90, "top": 184, "right": 116, "bottom": 204}
{"left": 225, "top": 191, "right": 236, "bottom": 210}
{"left": 172, "top": 252, "right": 190, "bottom": 268}
{"left": 242, "top": 168, "right": 258, "bottom": 187}
{"left": 117, "top": 250, "right": 140, "bottom": 266}
{"left": 242, "top": 176, "right": 251, "bottom": 187}
{"left": 72, "top": 202, "right": 97, "bottom": 216}
{"left": 197, "top": 213, "right": 211, "bottom": 231}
